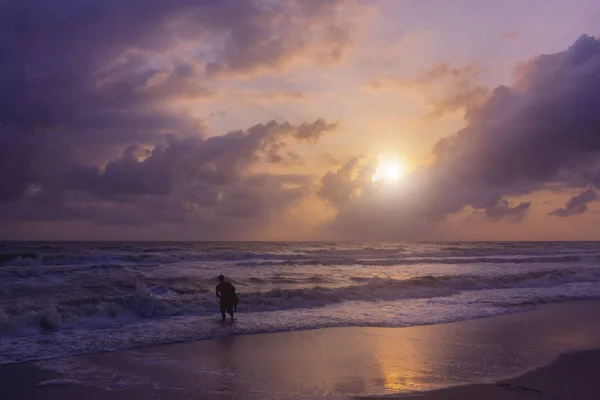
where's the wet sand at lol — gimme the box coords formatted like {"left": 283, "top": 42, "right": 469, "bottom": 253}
{"left": 2, "top": 301, "right": 600, "bottom": 399}
{"left": 362, "top": 350, "right": 600, "bottom": 399}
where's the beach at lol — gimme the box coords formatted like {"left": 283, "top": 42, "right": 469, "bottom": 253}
{"left": 3, "top": 300, "right": 600, "bottom": 399}
{"left": 4, "top": 0, "right": 600, "bottom": 397}
{"left": 388, "top": 350, "right": 600, "bottom": 400}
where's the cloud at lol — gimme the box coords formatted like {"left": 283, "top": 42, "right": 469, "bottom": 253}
{"left": 6, "top": 118, "right": 336, "bottom": 200}
{"left": 435, "top": 35, "right": 600, "bottom": 187}
{"left": 321, "top": 35, "right": 600, "bottom": 239}
{"left": 412, "top": 62, "right": 482, "bottom": 83}
{"left": 0, "top": 118, "right": 336, "bottom": 238}
{"left": 319, "top": 158, "right": 367, "bottom": 207}
{"left": 205, "top": 0, "right": 366, "bottom": 76}
{"left": 3, "top": 1, "right": 600, "bottom": 241}
{"left": 365, "top": 63, "right": 484, "bottom": 89}
{"left": 365, "top": 62, "right": 489, "bottom": 118}
{"left": 0, "top": 0, "right": 366, "bottom": 132}
{"left": 72, "top": 119, "right": 336, "bottom": 196}
{"left": 0, "top": 0, "right": 363, "bottom": 239}
{"left": 294, "top": 119, "right": 338, "bottom": 141}
{"left": 472, "top": 194, "right": 531, "bottom": 221}
{"left": 550, "top": 188, "right": 598, "bottom": 217}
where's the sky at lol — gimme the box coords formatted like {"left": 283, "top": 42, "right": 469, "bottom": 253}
{"left": 1, "top": 0, "right": 600, "bottom": 241}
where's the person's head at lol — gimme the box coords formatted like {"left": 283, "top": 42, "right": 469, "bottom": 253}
{"left": 218, "top": 274, "right": 225, "bottom": 282}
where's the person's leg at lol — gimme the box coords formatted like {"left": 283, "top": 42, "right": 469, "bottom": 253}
{"left": 226, "top": 304, "right": 234, "bottom": 320}
{"left": 220, "top": 301, "right": 226, "bottom": 320}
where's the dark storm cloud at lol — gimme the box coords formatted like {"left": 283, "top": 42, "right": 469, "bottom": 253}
{"left": 322, "top": 35, "right": 600, "bottom": 239}
{"left": 0, "top": 130, "right": 75, "bottom": 202}
{"left": 67, "top": 119, "right": 337, "bottom": 198}
{"left": 423, "top": 35, "right": 600, "bottom": 194}
{"left": 0, "top": 0, "right": 356, "bottom": 237}
{"left": 550, "top": 188, "right": 598, "bottom": 217}
{"left": 1, "top": 0, "right": 194, "bottom": 131}
{"left": 0, "top": 0, "right": 357, "bottom": 131}
{"left": 434, "top": 35, "right": 600, "bottom": 186}
{"left": 0, "top": 119, "right": 337, "bottom": 238}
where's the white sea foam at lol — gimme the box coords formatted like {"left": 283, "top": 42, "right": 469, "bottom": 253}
{"left": 2, "top": 282, "right": 600, "bottom": 365}
{"left": 1, "top": 241, "right": 600, "bottom": 364}
{"left": 3, "top": 267, "right": 600, "bottom": 336}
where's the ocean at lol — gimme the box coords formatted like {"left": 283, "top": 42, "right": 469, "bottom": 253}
{"left": 2, "top": 241, "right": 600, "bottom": 365}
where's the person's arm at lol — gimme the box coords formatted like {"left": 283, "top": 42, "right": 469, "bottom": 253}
{"left": 216, "top": 284, "right": 221, "bottom": 298}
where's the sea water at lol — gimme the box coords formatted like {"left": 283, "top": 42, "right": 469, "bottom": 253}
{"left": 2, "top": 241, "right": 600, "bottom": 365}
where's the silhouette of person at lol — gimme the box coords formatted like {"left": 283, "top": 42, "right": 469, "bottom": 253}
{"left": 216, "top": 274, "right": 238, "bottom": 321}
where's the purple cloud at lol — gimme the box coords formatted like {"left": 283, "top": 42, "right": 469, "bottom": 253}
{"left": 0, "top": 119, "right": 336, "bottom": 221}
{"left": 550, "top": 188, "right": 598, "bottom": 217}
{"left": 322, "top": 35, "right": 600, "bottom": 239}
{"left": 473, "top": 194, "right": 531, "bottom": 221}
{"left": 0, "top": 0, "right": 358, "bottom": 131}
{"left": 433, "top": 35, "right": 600, "bottom": 187}
{"left": 67, "top": 120, "right": 337, "bottom": 198}
{"left": 0, "top": 0, "right": 356, "bottom": 238}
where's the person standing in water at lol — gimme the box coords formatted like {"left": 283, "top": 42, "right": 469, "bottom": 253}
{"left": 216, "top": 274, "right": 238, "bottom": 321}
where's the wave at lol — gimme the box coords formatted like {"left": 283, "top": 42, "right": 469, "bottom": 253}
{"left": 3, "top": 243, "right": 599, "bottom": 267}
{"left": 236, "top": 255, "right": 587, "bottom": 267}
{"left": 3, "top": 284, "right": 600, "bottom": 366}
{"left": 2, "top": 241, "right": 600, "bottom": 366}
{"left": 3, "top": 267, "right": 600, "bottom": 337}
{"left": 0, "top": 250, "right": 303, "bottom": 267}
{"left": 0, "top": 252, "right": 40, "bottom": 264}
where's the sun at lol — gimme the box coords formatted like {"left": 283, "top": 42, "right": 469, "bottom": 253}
{"left": 372, "top": 155, "right": 404, "bottom": 184}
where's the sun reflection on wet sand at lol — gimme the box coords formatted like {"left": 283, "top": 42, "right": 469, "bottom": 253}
{"left": 383, "top": 368, "right": 422, "bottom": 393}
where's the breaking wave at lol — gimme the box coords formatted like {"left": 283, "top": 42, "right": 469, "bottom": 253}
{"left": 2, "top": 241, "right": 600, "bottom": 365}
{"left": 236, "top": 255, "right": 588, "bottom": 267}
{"left": 3, "top": 267, "right": 600, "bottom": 336}
{"left": 1, "top": 251, "right": 592, "bottom": 268}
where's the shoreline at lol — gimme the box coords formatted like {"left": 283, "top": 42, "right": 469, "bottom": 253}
{"left": 361, "top": 349, "right": 600, "bottom": 400}
{"left": 3, "top": 301, "right": 600, "bottom": 399}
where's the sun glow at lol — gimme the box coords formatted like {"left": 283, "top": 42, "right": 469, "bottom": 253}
{"left": 372, "top": 155, "right": 404, "bottom": 184}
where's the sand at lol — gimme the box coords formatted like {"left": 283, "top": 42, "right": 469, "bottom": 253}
{"left": 364, "top": 349, "right": 600, "bottom": 400}
{"left": 2, "top": 301, "right": 600, "bottom": 399}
